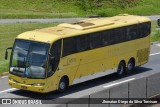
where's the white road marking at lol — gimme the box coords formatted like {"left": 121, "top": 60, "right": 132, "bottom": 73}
{"left": 0, "top": 88, "right": 16, "bottom": 94}
{"left": 1, "top": 76, "right": 8, "bottom": 79}
{"left": 150, "top": 52, "right": 160, "bottom": 56}
{"left": 156, "top": 44, "right": 160, "bottom": 47}
{"left": 103, "top": 78, "right": 135, "bottom": 88}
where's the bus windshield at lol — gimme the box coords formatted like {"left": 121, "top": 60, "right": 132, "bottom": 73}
{"left": 10, "top": 40, "right": 49, "bottom": 79}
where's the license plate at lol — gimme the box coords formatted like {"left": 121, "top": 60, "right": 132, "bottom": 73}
{"left": 21, "top": 86, "right": 27, "bottom": 90}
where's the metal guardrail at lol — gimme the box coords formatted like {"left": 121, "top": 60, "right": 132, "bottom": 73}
{"left": 54, "top": 72, "right": 160, "bottom": 107}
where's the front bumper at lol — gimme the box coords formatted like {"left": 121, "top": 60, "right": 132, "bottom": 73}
{"left": 9, "top": 80, "right": 46, "bottom": 93}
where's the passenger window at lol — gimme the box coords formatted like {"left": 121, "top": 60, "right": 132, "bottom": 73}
{"left": 137, "top": 22, "right": 151, "bottom": 38}
{"left": 137, "top": 23, "right": 144, "bottom": 38}
{"left": 76, "top": 35, "right": 89, "bottom": 52}
{"left": 48, "top": 39, "right": 62, "bottom": 77}
{"left": 102, "top": 30, "right": 111, "bottom": 46}
{"left": 143, "top": 22, "right": 151, "bottom": 37}
{"left": 114, "top": 27, "right": 126, "bottom": 43}
{"left": 89, "top": 32, "right": 102, "bottom": 49}
{"left": 126, "top": 25, "right": 137, "bottom": 40}
{"left": 63, "top": 37, "right": 76, "bottom": 57}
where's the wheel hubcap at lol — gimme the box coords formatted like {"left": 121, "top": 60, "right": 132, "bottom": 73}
{"left": 128, "top": 62, "right": 133, "bottom": 71}
{"left": 118, "top": 64, "right": 124, "bottom": 74}
{"left": 60, "top": 82, "right": 65, "bottom": 90}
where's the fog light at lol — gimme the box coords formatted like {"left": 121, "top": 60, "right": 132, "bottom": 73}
{"left": 33, "top": 83, "right": 45, "bottom": 86}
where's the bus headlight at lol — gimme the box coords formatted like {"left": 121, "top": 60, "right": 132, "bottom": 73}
{"left": 32, "top": 83, "right": 45, "bottom": 86}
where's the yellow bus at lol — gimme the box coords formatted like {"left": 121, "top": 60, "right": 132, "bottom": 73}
{"left": 5, "top": 14, "right": 151, "bottom": 93}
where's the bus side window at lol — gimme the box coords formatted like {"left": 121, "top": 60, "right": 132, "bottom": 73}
{"left": 76, "top": 35, "right": 89, "bottom": 52}
{"left": 126, "top": 25, "right": 137, "bottom": 40}
{"left": 63, "top": 37, "right": 76, "bottom": 57}
{"left": 143, "top": 22, "right": 151, "bottom": 37}
{"left": 89, "top": 32, "right": 102, "bottom": 49}
{"left": 137, "top": 22, "right": 151, "bottom": 38}
{"left": 109, "top": 30, "right": 114, "bottom": 45}
{"left": 114, "top": 27, "right": 126, "bottom": 43}
{"left": 102, "top": 30, "right": 110, "bottom": 46}
{"left": 48, "top": 40, "right": 62, "bottom": 77}
{"left": 137, "top": 23, "right": 144, "bottom": 38}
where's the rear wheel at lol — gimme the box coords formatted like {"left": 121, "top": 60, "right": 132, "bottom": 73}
{"left": 116, "top": 61, "right": 126, "bottom": 76}
{"left": 126, "top": 58, "right": 135, "bottom": 73}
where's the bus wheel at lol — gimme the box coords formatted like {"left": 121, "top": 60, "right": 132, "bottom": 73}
{"left": 116, "top": 61, "right": 126, "bottom": 76}
{"left": 126, "top": 58, "right": 135, "bottom": 73}
{"left": 58, "top": 77, "right": 68, "bottom": 93}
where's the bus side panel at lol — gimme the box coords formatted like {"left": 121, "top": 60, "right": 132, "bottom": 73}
{"left": 55, "top": 35, "right": 150, "bottom": 88}
{"left": 46, "top": 73, "right": 59, "bottom": 92}
{"left": 69, "top": 37, "right": 150, "bottom": 85}
{"left": 71, "top": 49, "right": 105, "bottom": 85}
{"left": 57, "top": 55, "right": 80, "bottom": 87}
{"left": 137, "top": 36, "right": 150, "bottom": 66}
{"left": 110, "top": 36, "right": 150, "bottom": 68}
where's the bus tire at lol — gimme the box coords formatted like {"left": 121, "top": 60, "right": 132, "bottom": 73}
{"left": 116, "top": 61, "right": 126, "bottom": 76}
{"left": 126, "top": 58, "right": 135, "bottom": 73}
{"left": 57, "top": 76, "right": 69, "bottom": 93}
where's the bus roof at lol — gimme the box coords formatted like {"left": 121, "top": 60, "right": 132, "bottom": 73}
{"left": 17, "top": 14, "right": 151, "bottom": 43}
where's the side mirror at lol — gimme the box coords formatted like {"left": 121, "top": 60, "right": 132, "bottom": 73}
{"left": 5, "top": 47, "right": 12, "bottom": 60}
{"left": 5, "top": 51, "right": 8, "bottom": 60}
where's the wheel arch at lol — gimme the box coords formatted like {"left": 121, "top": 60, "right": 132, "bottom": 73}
{"left": 120, "top": 60, "right": 126, "bottom": 67}
{"left": 61, "top": 75, "right": 69, "bottom": 86}
{"left": 128, "top": 57, "right": 135, "bottom": 66}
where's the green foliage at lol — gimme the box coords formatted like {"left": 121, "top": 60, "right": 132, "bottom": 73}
{"left": 74, "top": 0, "right": 103, "bottom": 11}
{"left": 152, "top": 32, "right": 160, "bottom": 42}
{"left": 110, "top": 0, "right": 140, "bottom": 8}
{"left": 151, "top": 21, "right": 160, "bottom": 42}
{"left": 0, "top": 0, "right": 160, "bottom": 18}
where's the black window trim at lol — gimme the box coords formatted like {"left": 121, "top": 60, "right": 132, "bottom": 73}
{"left": 62, "top": 21, "right": 151, "bottom": 57}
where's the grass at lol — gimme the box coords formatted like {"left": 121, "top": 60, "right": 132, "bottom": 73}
{"left": 0, "top": 21, "right": 160, "bottom": 75}
{"left": 0, "top": 22, "right": 59, "bottom": 74}
{"left": 0, "top": 0, "right": 85, "bottom": 18}
{"left": 0, "top": 0, "right": 160, "bottom": 18}
{"left": 151, "top": 21, "right": 160, "bottom": 42}
{"left": 151, "top": 32, "right": 160, "bottom": 42}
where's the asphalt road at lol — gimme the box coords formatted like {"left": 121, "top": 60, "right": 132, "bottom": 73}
{"left": 0, "top": 43, "right": 160, "bottom": 107}
{"left": 0, "top": 15, "right": 159, "bottom": 24}
{"left": 0, "top": 18, "right": 86, "bottom": 24}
